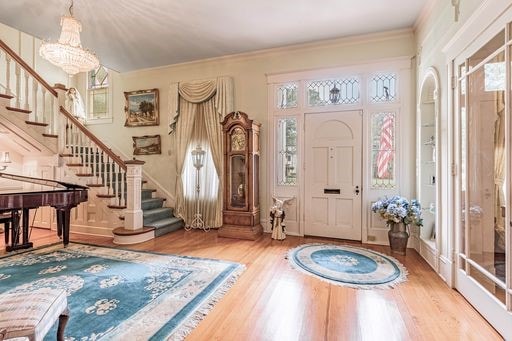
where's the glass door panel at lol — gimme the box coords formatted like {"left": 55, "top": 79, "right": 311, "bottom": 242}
{"left": 466, "top": 50, "right": 506, "bottom": 288}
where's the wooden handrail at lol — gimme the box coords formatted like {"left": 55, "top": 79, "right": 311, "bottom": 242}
{"left": 59, "top": 106, "right": 127, "bottom": 170}
{"left": 0, "top": 39, "right": 58, "bottom": 97}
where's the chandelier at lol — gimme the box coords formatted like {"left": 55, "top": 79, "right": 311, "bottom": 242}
{"left": 40, "top": 0, "right": 99, "bottom": 75}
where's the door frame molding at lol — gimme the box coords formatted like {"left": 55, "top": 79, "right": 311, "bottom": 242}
{"left": 266, "top": 58, "right": 413, "bottom": 245}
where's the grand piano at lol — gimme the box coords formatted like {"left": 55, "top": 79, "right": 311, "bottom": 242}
{"left": 0, "top": 172, "right": 88, "bottom": 251}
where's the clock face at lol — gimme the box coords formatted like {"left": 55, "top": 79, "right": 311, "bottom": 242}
{"left": 231, "top": 127, "right": 246, "bottom": 151}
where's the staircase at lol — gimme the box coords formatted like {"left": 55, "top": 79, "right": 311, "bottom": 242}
{"left": 0, "top": 39, "right": 183, "bottom": 243}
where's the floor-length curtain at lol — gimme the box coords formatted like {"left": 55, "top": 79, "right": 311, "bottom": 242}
{"left": 171, "top": 77, "right": 233, "bottom": 227}
{"left": 175, "top": 100, "right": 198, "bottom": 222}
{"left": 181, "top": 107, "right": 220, "bottom": 226}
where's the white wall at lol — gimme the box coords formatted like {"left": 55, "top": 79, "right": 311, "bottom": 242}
{"left": 80, "top": 30, "right": 416, "bottom": 228}
{"left": 414, "top": 0, "right": 486, "bottom": 283}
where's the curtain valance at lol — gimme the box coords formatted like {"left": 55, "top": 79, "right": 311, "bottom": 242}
{"left": 168, "top": 76, "right": 233, "bottom": 134}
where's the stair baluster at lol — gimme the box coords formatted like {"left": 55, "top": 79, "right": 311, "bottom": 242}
{"left": 32, "top": 81, "right": 38, "bottom": 122}
{"left": 5, "top": 54, "right": 11, "bottom": 95}
{"left": 14, "top": 64, "right": 20, "bottom": 108}
{"left": 41, "top": 88, "right": 47, "bottom": 124}
{"left": 23, "top": 71, "right": 29, "bottom": 110}
{"left": 109, "top": 156, "right": 114, "bottom": 197}
{"left": 120, "top": 170, "right": 126, "bottom": 207}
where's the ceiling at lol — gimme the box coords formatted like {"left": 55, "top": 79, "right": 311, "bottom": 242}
{"left": 0, "top": 0, "right": 427, "bottom": 72}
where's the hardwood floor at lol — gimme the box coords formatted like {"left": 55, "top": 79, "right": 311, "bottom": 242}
{"left": 1, "top": 228, "right": 503, "bottom": 340}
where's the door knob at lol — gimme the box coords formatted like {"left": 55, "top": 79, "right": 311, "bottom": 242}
{"left": 355, "top": 186, "right": 360, "bottom": 195}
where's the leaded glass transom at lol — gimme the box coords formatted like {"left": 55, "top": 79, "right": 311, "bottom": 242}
{"left": 276, "top": 118, "right": 297, "bottom": 186}
{"left": 276, "top": 83, "right": 298, "bottom": 109}
{"left": 88, "top": 66, "right": 109, "bottom": 90}
{"left": 307, "top": 78, "right": 359, "bottom": 106}
{"left": 370, "top": 73, "right": 397, "bottom": 103}
{"left": 87, "top": 65, "right": 110, "bottom": 120}
{"left": 370, "top": 112, "right": 396, "bottom": 189}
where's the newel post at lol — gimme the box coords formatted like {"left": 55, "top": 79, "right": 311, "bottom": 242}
{"left": 54, "top": 83, "right": 67, "bottom": 153}
{"left": 124, "top": 159, "right": 145, "bottom": 230}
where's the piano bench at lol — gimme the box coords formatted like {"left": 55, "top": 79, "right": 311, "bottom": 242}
{"left": 0, "top": 289, "right": 69, "bottom": 341}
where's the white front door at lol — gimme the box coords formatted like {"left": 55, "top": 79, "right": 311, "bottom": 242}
{"left": 304, "top": 111, "right": 362, "bottom": 240}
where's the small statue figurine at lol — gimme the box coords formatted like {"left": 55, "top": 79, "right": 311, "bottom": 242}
{"left": 269, "top": 196, "right": 294, "bottom": 240}
{"left": 65, "top": 87, "right": 86, "bottom": 123}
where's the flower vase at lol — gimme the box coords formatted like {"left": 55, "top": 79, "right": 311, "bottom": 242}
{"left": 388, "top": 222, "right": 409, "bottom": 255}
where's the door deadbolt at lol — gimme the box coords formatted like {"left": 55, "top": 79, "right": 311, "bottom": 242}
{"left": 355, "top": 186, "right": 360, "bottom": 195}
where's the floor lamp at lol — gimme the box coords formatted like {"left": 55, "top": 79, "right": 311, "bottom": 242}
{"left": 186, "top": 145, "right": 210, "bottom": 231}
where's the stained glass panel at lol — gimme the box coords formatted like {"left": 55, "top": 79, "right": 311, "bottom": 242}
{"left": 276, "top": 83, "right": 298, "bottom": 109}
{"left": 307, "top": 78, "right": 359, "bottom": 106}
{"left": 370, "top": 112, "right": 396, "bottom": 189}
{"left": 370, "top": 73, "right": 397, "bottom": 102}
{"left": 276, "top": 118, "right": 297, "bottom": 186}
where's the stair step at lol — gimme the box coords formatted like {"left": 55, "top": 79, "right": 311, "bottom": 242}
{"left": 112, "top": 226, "right": 155, "bottom": 236}
{"left": 148, "top": 217, "right": 184, "bottom": 237}
{"left": 25, "top": 120, "right": 48, "bottom": 127}
{"left": 59, "top": 153, "right": 73, "bottom": 157}
{"left": 0, "top": 94, "right": 14, "bottom": 99}
{"left": 42, "top": 133, "right": 58, "bottom": 138}
{"left": 141, "top": 188, "right": 156, "bottom": 200}
{"left": 6, "top": 106, "right": 31, "bottom": 114}
{"left": 97, "top": 194, "right": 116, "bottom": 198}
{"left": 107, "top": 204, "right": 126, "bottom": 209}
{"left": 76, "top": 173, "right": 94, "bottom": 177}
{"left": 143, "top": 207, "right": 173, "bottom": 225}
{"left": 67, "top": 163, "right": 84, "bottom": 167}
{"left": 141, "top": 197, "right": 165, "bottom": 210}
{"left": 87, "top": 183, "right": 104, "bottom": 187}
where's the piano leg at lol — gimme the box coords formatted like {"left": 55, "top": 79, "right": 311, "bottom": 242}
{"left": 55, "top": 206, "right": 72, "bottom": 247}
{"left": 6, "top": 210, "right": 32, "bottom": 252}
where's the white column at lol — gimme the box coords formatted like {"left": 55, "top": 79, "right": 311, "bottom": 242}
{"left": 123, "top": 160, "right": 144, "bottom": 230}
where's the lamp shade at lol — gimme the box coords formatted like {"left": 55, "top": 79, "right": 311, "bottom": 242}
{"left": 191, "top": 145, "right": 205, "bottom": 169}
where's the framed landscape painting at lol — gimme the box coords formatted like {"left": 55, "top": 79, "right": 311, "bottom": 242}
{"left": 124, "top": 89, "right": 159, "bottom": 127}
{"left": 133, "top": 135, "right": 161, "bottom": 155}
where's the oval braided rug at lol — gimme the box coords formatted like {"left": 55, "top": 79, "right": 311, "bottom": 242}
{"left": 288, "top": 243, "right": 407, "bottom": 289}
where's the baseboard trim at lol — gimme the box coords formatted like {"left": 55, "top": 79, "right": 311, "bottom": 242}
{"left": 69, "top": 224, "right": 115, "bottom": 237}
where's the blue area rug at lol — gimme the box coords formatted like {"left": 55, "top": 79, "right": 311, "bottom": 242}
{"left": 288, "top": 243, "right": 407, "bottom": 289}
{"left": 0, "top": 243, "right": 244, "bottom": 340}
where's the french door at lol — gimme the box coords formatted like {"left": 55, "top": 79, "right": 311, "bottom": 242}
{"left": 454, "top": 25, "right": 512, "bottom": 339}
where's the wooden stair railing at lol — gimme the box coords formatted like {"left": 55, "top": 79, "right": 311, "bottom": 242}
{"left": 0, "top": 39, "right": 58, "bottom": 133}
{"left": 59, "top": 106, "right": 127, "bottom": 208}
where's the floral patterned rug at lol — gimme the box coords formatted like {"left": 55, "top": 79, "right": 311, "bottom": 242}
{"left": 288, "top": 243, "right": 407, "bottom": 289}
{"left": 0, "top": 243, "right": 244, "bottom": 340}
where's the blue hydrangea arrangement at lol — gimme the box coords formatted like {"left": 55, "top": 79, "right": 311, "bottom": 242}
{"left": 371, "top": 196, "right": 423, "bottom": 226}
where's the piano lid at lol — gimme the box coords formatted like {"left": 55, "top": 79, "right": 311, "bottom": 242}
{"left": 0, "top": 172, "right": 87, "bottom": 190}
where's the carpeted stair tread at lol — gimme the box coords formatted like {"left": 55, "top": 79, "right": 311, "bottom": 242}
{"left": 150, "top": 217, "right": 184, "bottom": 237}
{"left": 141, "top": 188, "right": 155, "bottom": 200}
{"left": 141, "top": 198, "right": 165, "bottom": 211}
{"left": 143, "top": 207, "right": 173, "bottom": 224}
{"left": 147, "top": 216, "right": 182, "bottom": 229}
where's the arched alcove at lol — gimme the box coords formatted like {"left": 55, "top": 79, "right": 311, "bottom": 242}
{"left": 417, "top": 67, "right": 441, "bottom": 269}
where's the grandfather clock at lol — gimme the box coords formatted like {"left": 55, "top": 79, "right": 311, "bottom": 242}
{"left": 218, "top": 111, "right": 263, "bottom": 240}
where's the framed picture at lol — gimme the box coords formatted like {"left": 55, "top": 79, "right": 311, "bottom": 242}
{"left": 124, "top": 88, "right": 159, "bottom": 127}
{"left": 132, "top": 135, "right": 161, "bottom": 155}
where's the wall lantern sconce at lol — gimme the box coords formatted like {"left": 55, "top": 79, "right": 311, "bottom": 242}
{"left": 329, "top": 84, "right": 340, "bottom": 104}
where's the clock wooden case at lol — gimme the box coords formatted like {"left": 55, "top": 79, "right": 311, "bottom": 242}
{"left": 218, "top": 111, "right": 263, "bottom": 240}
